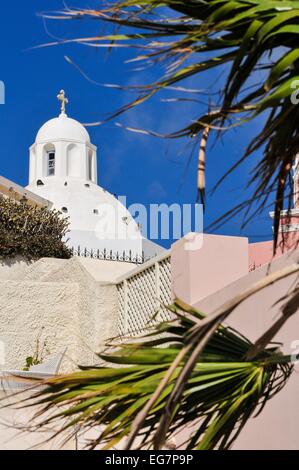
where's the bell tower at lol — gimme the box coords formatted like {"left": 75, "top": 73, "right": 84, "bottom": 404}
{"left": 28, "top": 90, "right": 97, "bottom": 185}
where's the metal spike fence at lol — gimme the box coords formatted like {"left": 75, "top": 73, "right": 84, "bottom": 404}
{"left": 71, "top": 246, "right": 150, "bottom": 265}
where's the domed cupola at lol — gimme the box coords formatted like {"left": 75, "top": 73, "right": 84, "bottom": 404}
{"left": 26, "top": 90, "right": 144, "bottom": 258}
{"left": 36, "top": 115, "right": 91, "bottom": 145}
{"left": 28, "top": 90, "right": 97, "bottom": 184}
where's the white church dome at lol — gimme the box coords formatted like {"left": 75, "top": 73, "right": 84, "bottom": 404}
{"left": 27, "top": 90, "right": 145, "bottom": 258}
{"left": 36, "top": 114, "right": 90, "bottom": 144}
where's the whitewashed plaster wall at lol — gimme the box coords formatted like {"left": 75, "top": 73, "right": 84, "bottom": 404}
{"left": 0, "top": 257, "right": 135, "bottom": 373}
{"left": 0, "top": 256, "right": 136, "bottom": 450}
{"left": 0, "top": 257, "right": 34, "bottom": 281}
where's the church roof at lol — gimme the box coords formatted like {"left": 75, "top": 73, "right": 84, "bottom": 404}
{"left": 36, "top": 113, "right": 90, "bottom": 144}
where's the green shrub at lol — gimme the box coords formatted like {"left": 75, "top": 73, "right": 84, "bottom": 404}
{"left": 0, "top": 195, "right": 71, "bottom": 260}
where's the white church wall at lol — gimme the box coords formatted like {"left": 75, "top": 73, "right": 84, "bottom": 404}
{"left": 27, "top": 178, "right": 144, "bottom": 256}
{"left": 34, "top": 144, "right": 44, "bottom": 180}
{"left": 91, "top": 147, "right": 98, "bottom": 184}
{"left": 67, "top": 143, "right": 82, "bottom": 178}
{"left": 87, "top": 149, "right": 93, "bottom": 182}
{"left": 28, "top": 147, "right": 36, "bottom": 184}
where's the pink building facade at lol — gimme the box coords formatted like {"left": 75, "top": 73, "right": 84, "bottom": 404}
{"left": 170, "top": 170, "right": 299, "bottom": 449}
{"left": 170, "top": 186, "right": 299, "bottom": 449}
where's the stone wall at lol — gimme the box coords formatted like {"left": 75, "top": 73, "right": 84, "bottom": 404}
{"left": 0, "top": 256, "right": 135, "bottom": 372}
{"left": 0, "top": 255, "right": 136, "bottom": 450}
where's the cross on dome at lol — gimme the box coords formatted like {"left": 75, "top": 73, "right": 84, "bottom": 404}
{"left": 57, "top": 90, "right": 69, "bottom": 116}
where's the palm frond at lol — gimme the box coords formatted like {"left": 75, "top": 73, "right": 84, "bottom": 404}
{"left": 42, "top": 0, "right": 299, "bottom": 249}
{"left": 16, "top": 293, "right": 296, "bottom": 450}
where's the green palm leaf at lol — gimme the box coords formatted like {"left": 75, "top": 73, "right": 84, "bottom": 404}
{"left": 19, "top": 299, "right": 293, "bottom": 450}
{"left": 43, "top": 0, "right": 299, "bottom": 249}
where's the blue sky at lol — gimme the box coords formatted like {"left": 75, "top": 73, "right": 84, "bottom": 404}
{"left": 0, "top": 0, "right": 275, "bottom": 248}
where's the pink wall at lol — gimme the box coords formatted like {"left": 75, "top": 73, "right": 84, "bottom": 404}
{"left": 248, "top": 240, "right": 274, "bottom": 269}
{"left": 171, "top": 234, "right": 249, "bottom": 305}
{"left": 170, "top": 234, "right": 299, "bottom": 449}
{"left": 193, "top": 250, "right": 299, "bottom": 449}
{"left": 249, "top": 232, "right": 299, "bottom": 269}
